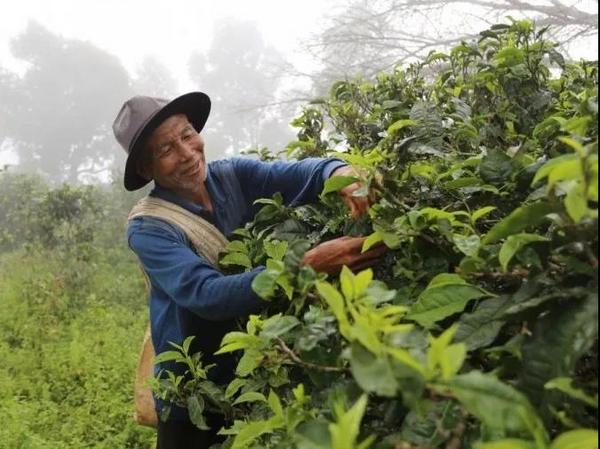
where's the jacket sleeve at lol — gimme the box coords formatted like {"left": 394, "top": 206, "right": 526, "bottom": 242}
{"left": 230, "top": 157, "right": 346, "bottom": 208}
{"left": 128, "top": 217, "right": 266, "bottom": 321}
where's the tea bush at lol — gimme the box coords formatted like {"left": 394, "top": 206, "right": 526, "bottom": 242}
{"left": 156, "top": 20, "right": 598, "bottom": 449}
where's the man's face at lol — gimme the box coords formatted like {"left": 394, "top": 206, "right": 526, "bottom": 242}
{"left": 141, "top": 113, "right": 206, "bottom": 193}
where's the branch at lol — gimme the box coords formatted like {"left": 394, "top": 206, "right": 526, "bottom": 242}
{"left": 275, "top": 337, "right": 346, "bottom": 372}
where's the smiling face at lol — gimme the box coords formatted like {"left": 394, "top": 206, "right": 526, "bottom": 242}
{"left": 139, "top": 113, "right": 207, "bottom": 197}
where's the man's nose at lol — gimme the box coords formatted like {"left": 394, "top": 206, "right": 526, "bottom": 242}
{"left": 175, "top": 140, "right": 195, "bottom": 161}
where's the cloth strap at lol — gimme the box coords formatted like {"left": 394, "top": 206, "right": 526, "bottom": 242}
{"left": 128, "top": 195, "right": 229, "bottom": 264}
{"left": 128, "top": 195, "right": 229, "bottom": 427}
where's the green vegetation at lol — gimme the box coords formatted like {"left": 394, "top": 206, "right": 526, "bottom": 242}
{"left": 0, "top": 19, "right": 597, "bottom": 449}
{"left": 156, "top": 20, "right": 599, "bottom": 449}
{"left": 0, "top": 176, "right": 155, "bottom": 448}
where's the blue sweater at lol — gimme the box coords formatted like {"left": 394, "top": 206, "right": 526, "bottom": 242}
{"left": 126, "top": 157, "right": 345, "bottom": 420}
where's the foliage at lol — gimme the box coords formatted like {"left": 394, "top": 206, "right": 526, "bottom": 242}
{"left": 155, "top": 21, "right": 598, "bottom": 448}
{"left": 0, "top": 173, "right": 154, "bottom": 448}
{"left": 0, "top": 21, "right": 131, "bottom": 182}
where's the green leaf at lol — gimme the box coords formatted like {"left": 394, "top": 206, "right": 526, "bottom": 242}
{"left": 455, "top": 297, "right": 510, "bottom": 350}
{"left": 154, "top": 350, "right": 185, "bottom": 365}
{"left": 296, "top": 420, "right": 332, "bottom": 449}
{"left": 261, "top": 315, "right": 300, "bottom": 339}
{"left": 251, "top": 268, "right": 281, "bottom": 299}
{"left": 221, "top": 251, "right": 253, "bottom": 269}
{"left": 385, "top": 347, "right": 427, "bottom": 377}
{"left": 472, "top": 206, "right": 497, "bottom": 224}
{"left": 216, "top": 332, "right": 261, "bottom": 354}
{"left": 321, "top": 176, "right": 358, "bottom": 197}
{"left": 558, "top": 136, "right": 587, "bottom": 157}
{"left": 428, "top": 273, "right": 468, "bottom": 288}
{"left": 400, "top": 401, "right": 462, "bottom": 448}
{"left": 296, "top": 307, "right": 337, "bottom": 352}
{"left": 498, "top": 233, "right": 549, "bottom": 272}
{"left": 232, "top": 391, "right": 267, "bottom": 406}
{"left": 388, "top": 119, "right": 416, "bottom": 134}
{"left": 316, "top": 281, "right": 348, "bottom": 331}
{"left": 329, "top": 395, "right": 372, "bottom": 449}
{"left": 340, "top": 266, "right": 372, "bottom": 301}
{"left": 545, "top": 377, "right": 598, "bottom": 408}
{"left": 382, "top": 100, "right": 403, "bottom": 109}
{"left": 550, "top": 429, "right": 598, "bottom": 449}
{"left": 427, "top": 324, "right": 466, "bottom": 380}
{"left": 532, "top": 154, "right": 579, "bottom": 186}
{"left": 494, "top": 47, "right": 525, "bottom": 67}
{"left": 443, "top": 177, "right": 482, "bottom": 189}
{"left": 272, "top": 219, "right": 310, "bottom": 243}
{"left": 474, "top": 439, "right": 535, "bottom": 449}
{"left": 407, "top": 279, "right": 489, "bottom": 328}
{"left": 187, "top": 395, "right": 209, "bottom": 430}
{"left": 225, "top": 240, "right": 249, "bottom": 254}
{"left": 267, "top": 390, "right": 284, "bottom": 419}
{"left": 225, "top": 378, "right": 246, "bottom": 399}
{"left": 480, "top": 149, "right": 514, "bottom": 184}
{"left": 503, "top": 287, "right": 588, "bottom": 317}
{"left": 340, "top": 266, "right": 355, "bottom": 301}
{"left": 348, "top": 342, "right": 398, "bottom": 397}
{"left": 236, "top": 348, "right": 262, "bottom": 377}
{"left": 276, "top": 274, "right": 295, "bottom": 300}
{"left": 564, "top": 182, "right": 588, "bottom": 223}
{"left": 440, "top": 371, "right": 548, "bottom": 444}
{"left": 453, "top": 234, "right": 481, "bottom": 257}
{"left": 264, "top": 239, "right": 288, "bottom": 260}
{"left": 519, "top": 293, "right": 598, "bottom": 408}
{"left": 483, "top": 201, "right": 557, "bottom": 244}
{"left": 181, "top": 335, "right": 195, "bottom": 355}
{"left": 230, "top": 417, "right": 283, "bottom": 449}
{"left": 362, "top": 231, "right": 384, "bottom": 252}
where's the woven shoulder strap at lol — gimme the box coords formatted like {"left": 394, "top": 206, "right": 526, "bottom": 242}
{"left": 127, "top": 195, "right": 229, "bottom": 428}
{"left": 128, "top": 196, "right": 228, "bottom": 265}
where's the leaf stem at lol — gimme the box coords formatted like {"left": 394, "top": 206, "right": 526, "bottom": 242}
{"left": 275, "top": 337, "right": 346, "bottom": 373}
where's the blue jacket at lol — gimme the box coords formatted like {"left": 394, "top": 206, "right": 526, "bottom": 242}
{"left": 126, "top": 156, "right": 345, "bottom": 420}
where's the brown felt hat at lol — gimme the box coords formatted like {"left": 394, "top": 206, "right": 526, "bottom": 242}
{"left": 112, "top": 92, "right": 211, "bottom": 191}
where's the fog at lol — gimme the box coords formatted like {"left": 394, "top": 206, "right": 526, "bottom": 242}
{"left": 0, "top": 0, "right": 597, "bottom": 184}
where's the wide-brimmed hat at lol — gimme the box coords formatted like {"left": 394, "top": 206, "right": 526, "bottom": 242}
{"left": 112, "top": 92, "right": 211, "bottom": 191}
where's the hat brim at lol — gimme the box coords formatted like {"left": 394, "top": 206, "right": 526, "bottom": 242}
{"left": 123, "top": 92, "right": 211, "bottom": 191}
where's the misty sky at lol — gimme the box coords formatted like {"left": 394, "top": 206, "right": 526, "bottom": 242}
{"left": 0, "top": 0, "right": 341, "bottom": 90}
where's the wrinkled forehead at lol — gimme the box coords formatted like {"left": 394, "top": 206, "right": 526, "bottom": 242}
{"left": 147, "top": 113, "right": 193, "bottom": 145}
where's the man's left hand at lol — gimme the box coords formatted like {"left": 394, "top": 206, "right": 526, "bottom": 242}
{"left": 331, "top": 165, "right": 375, "bottom": 220}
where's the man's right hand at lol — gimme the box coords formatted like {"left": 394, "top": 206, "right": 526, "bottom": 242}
{"left": 300, "top": 236, "right": 387, "bottom": 275}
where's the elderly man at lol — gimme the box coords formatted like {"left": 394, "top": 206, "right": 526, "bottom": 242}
{"left": 113, "top": 92, "right": 384, "bottom": 448}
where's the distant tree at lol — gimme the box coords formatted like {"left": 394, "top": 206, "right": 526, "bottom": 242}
{"left": 132, "top": 56, "right": 178, "bottom": 98}
{"left": 305, "top": 0, "right": 598, "bottom": 93}
{"left": 188, "top": 18, "right": 295, "bottom": 160}
{"left": 0, "top": 21, "right": 132, "bottom": 183}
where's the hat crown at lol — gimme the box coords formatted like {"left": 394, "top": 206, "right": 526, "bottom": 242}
{"left": 112, "top": 95, "right": 169, "bottom": 154}
{"left": 113, "top": 91, "right": 210, "bottom": 191}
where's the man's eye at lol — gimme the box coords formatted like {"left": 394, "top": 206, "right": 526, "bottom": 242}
{"left": 157, "top": 146, "right": 171, "bottom": 158}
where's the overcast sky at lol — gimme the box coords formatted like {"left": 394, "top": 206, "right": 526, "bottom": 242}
{"left": 1, "top": 1, "right": 597, "bottom": 91}
{"left": 0, "top": 0, "right": 342, "bottom": 91}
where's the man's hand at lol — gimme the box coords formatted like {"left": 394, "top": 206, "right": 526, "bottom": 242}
{"left": 301, "top": 236, "right": 387, "bottom": 275}
{"left": 330, "top": 165, "right": 375, "bottom": 220}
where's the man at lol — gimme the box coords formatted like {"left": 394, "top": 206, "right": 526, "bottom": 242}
{"left": 112, "top": 92, "right": 384, "bottom": 448}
